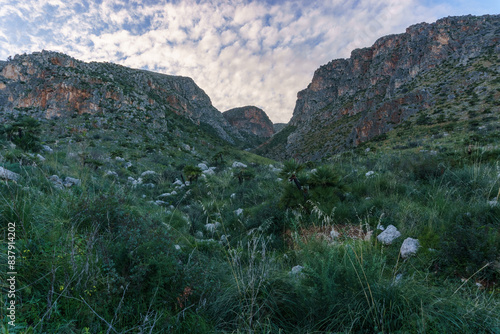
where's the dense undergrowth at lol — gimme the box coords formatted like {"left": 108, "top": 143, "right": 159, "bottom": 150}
{"left": 1, "top": 123, "right": 500, "bottom": 333}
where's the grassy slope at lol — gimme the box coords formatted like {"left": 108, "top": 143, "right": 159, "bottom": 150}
{"left": 1, "top": 105, "right": 499, "bottom": 333}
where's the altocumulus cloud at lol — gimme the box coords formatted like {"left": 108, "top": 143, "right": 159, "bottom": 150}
{"left": 0, "top": 0, "right": 498, "bottom": 122}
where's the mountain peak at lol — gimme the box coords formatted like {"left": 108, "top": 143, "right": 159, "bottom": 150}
{"left": 262, "top": 14, "right": 500, "bottom": 161}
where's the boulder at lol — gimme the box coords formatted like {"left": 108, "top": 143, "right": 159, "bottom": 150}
{"left": 64, "top": 177, "right": 81, "bottom": 187}
{"left": 197, "top": 163, "right": 209, "bottom": 171}
{"left": 42, "top": 145, "right": 53, "bottom": 153}
{"left": 232, "top": 161, "right": 247, "bottom": 168}
{"left": 0, "top": 167, "right": 20, "bottom": 182}
{"left": 377, "top": 225, "right": 401, "bottom": 245}
{"left": 400, "top": 238, "right": 420, "bottom": 259}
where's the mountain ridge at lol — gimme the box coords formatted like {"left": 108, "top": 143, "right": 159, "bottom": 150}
{"left": 0, "top": 50, "right": 244, "bottom": 144}
{"left": 256, "top": 14, "right": 500, "bottom": 161}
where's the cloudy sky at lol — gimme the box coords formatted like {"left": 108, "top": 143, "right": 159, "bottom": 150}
{"left": 0, "top": 0, "right": 498, "bottom": 123}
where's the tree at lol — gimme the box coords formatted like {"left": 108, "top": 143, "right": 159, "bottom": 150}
{"left": 234, "top": 168, "right": 255, "bottom": 184}
{"left": 1, "top": 116, "right": 42, "bottom": 152}
{"left": 183, "top": 165, "right": 202, "bottom": 182}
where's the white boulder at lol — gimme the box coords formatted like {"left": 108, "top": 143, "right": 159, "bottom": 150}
{"left": 197, "top": 163, "right": 209, "bottom": 171}
{"left": 400, "top": 238, "right": 420, "bottom": 259}
{"left": 0, "top": 167, "right": 20, "bottom": 182}
{"left": 377, "top": 225, "right": 401, "bottom": 245}
{"left": 232, "top": 161, "right": 247, "bottom": 168}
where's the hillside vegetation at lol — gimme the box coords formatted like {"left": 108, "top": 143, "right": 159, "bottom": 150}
{"left": 1, "top": 112, "right": 499, "bottom": 333}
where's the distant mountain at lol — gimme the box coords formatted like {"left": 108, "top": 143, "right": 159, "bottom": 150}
{"left": 273, "top": 123, "right": 287, "bottom": 133}
{"left": 256, "top": 14, "right": 500, "bottom": 161}
{"left": 0, "top": 50, "right": 242, "bottom": 144}
{"left": 222, "top": 106, "right": 274, "bottom": 148}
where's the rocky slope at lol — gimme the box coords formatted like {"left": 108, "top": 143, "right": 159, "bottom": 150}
{"left": 222, "top": 106, "right": 274, "bottom": 147}
{"left": 256, "top": 14, "right": 500, "bottom": 161}
{"left": 0, "top": 51, "right": 242, "bottom": 144}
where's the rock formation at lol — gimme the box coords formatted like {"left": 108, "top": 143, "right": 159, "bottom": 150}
{"left": 223, "top": 106, "right": 274, "bottom": 138}
{"left": 259, "top": 14, "right": 500, "bottom": 161}
{"left": 0, "top": 51, "right": 242, "bottom": 143}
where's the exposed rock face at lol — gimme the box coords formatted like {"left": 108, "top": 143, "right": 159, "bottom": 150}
{"left": 267, "top": 15, "right": 500, "bottom": 161}
{"left": 0, "top": 51, "right": 241, "bottom": 143}
{"left": 223, "top": 106, "right": 275, "bottom": 138}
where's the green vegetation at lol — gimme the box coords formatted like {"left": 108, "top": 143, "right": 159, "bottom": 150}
{"left": 1, "top": 112, "right": 499, "bottom": 333}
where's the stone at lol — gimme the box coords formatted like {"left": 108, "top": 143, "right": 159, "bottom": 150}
{"left": 365, "top": 171, "right": 375, "bottom": 177}
{"left": 36, "top": 154, "right": 46, "bottom": 161}
{"left": 203, "top": 168, "right": 215, "bottom": 176}
{"left": 197, "top": 163, "right": 209, "bottom": 171}
{"left": 235, "top": 208, "right": 243, "bottom": 216}
{"left": 377, "top": 225, "right": 401, "bottom": 245}
{"left": 291, "top": 265, "right": 304, "bottom": 276}
{"left": 232, "top": 161, "right": 247, "bottom": 168}
{"left": 140, "top": 170, "right": 156, "bottom": 177}
{"left": 400, "top": 238, "right": 420, "bottom": 258}
{"left": 64, "top": 177, "right": 81, "bottom": 187}
{"left": 105, "top": 170, "right": 118, "bottom": 177}
{"left": 0, "top": 167, "right": 20, "bottom": 182}
{"left": 42, "top": 145, "right": 53, "bottom": 153}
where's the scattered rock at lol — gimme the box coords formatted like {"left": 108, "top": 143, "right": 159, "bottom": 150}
{"left": 400, "top": 238, "right": 420, "bottom": 259}
{"left": 377, "top": 225, "right": 401, "bottom": 245}
{"left": 488, "top": 199, "right": 498, "bottom": 207}
{"left": 232, "top": 161, "right": 247, "bottom": 168}
{"left": 115, "top": 156, "right": 125, "bottom": 162}
{"left": 230, "top": 193, "right": 236, "bottom": 199}
{"left": 0, "top": 167, "right": 20, "bottom": 182}
{"left": 203, "top": 168, "right": 216, "bottom": 176}
{"left": 124, "top": 162, "right": 132, "bottom": 169}
{"left": 140, "top": 170, "right": 156, "bottom": 177}
{"left": 198, "top": 163, "right": 209, "bottom": 171}
{"left": 64, "top": 177, "right": 81, "bottom": 187}
{"left": 105, "top": 170, "right": 118, "bottom": 177}
{"left": 235, "top": 208, "right": 243, "bottom": 216}
{"left": 42, "top": 145, "right": 53, "bottom": 153}
{"left": 290, "top": 265, "right": 304, "bottom": 276}
{"left": 36, "top": 154, "right": 46, "bottom": 162}
{"left": 365, "top": 171, "right": 375, "bottom": 177}
{"left": 173, "top": 179, "right": 183, "bottom": 186}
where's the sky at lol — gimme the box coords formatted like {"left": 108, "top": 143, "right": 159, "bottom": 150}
{"left": 0, "top": 0, "right": 499, "bottom": 123}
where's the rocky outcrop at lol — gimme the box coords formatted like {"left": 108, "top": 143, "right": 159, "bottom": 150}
{"left": 265, "top": 14, "right": 500, "bottom": 161}
{"left": 223, "top": 106, "right": 274, "bottom": 138}
{"left": 0, "top": 51, "right": 242, "bottom": 143}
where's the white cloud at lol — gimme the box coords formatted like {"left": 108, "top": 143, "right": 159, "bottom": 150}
{"left": 0, "top": 0, "right": 497, "bottom": 123}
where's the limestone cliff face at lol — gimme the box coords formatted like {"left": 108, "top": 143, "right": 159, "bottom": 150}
{"left": 0, "top": 51, "right": 241, "bottom": 143}
{"left": 223, "top": 106, "right": 274, "bottom": 138}
{"left": 276, "top": 14, "right": 500, "bottom": 161}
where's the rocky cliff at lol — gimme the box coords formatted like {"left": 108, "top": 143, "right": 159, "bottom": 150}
{"left": 223, "top": 106, "right": 274, "bottom": 138}
{"left": 259, "top": 14, "right": 500, "bottom": 161}
{"left": 0, "top": 51, "right": 242, "bottom": 143}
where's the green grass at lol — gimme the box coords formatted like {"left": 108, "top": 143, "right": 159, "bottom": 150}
{"left": 1, "top": 108, "right": 500, "bottom": 333}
